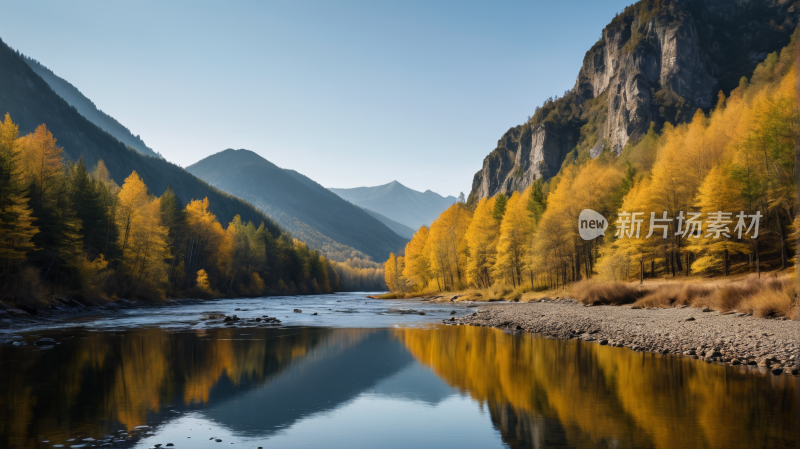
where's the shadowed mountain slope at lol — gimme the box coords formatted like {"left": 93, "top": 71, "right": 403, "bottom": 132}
{"left": 187, "top": 149, "right": 408, "bottom": 261}
{"left": 23, "top": 56, "right": 161, "bottom": 159}
{"left": 0, "top": 38, "right": 282, "bottom": 234}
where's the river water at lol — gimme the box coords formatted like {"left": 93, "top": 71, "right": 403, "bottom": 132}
{"left": 1, "top": 293, "right": 797, "bottom": 448}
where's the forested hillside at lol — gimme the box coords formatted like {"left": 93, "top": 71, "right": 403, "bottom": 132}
{"left": 0, "top": 114, "right": 340, "bottom": 306}
{"left": 187, "top": 149, "right": 408, "bottom": 262}
{"left": 0, "top": 38, "right": 272, "bottom": 229}
{"left": 0, "top": 38, "right": 387, "bottom": 297}
{"left": 386, "top": 28, "right": 798, "bottom": 319}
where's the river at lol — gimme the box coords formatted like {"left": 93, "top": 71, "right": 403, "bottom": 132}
{"left": 1, "top": 292, "right": 797, "bottom": 448}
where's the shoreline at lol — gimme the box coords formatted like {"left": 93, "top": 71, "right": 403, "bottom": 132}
{"left": 0, "top": 297, "right": 212, "bottom": 332}
{"left": 449, "top": 298, "right": 800, "bottom": 376}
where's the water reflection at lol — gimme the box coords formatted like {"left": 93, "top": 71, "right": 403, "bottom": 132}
{"left": 0, "top": 326, "right": 795, "bottom": 448}
{"left": 395, "top": 326, "right": 798, "bottom": 449}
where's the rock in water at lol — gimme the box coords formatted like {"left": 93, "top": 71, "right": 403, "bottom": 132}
{"left": 293, "top": 309, "right": 302, "bottom": 313}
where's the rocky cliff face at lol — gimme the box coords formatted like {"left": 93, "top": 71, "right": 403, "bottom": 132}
{"left": 468, "top": 0, "right": 798, "bottom": 204}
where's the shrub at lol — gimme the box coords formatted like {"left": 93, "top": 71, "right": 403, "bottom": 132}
{"left": 570, "top": 280, "right": 646, "bottom": 305}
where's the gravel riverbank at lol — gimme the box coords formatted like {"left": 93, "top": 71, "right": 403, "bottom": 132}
{"left": 450, "top": 298, "right": 800, "bottom": 376}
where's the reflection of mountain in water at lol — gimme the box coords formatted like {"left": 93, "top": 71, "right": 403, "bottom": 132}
{"left": 369, "top": 363, "right": 454, "bottom": 406}
{"left": 0, "top": 327, "right": 383, "bottom": 447}
{"left": 202, "top": 330, "right": 421, "bottom": 437}
{"left": 0, "top": 327, "right": 464, "bottom": 448}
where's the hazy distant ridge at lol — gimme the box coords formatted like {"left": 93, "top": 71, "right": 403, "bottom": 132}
{"left": 330, "top": 181, "right": 456, "bottom": 230}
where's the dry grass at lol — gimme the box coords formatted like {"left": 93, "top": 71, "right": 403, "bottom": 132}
{"left": 569, "top": 279, "right": 647, "bottom": 305}
{"left": 368, "top": 292, "right": 403, "bottom": 299}
{"left": 448, "top": 284, "right": 517, "bottom": 302}
{"left": 626, "top": 276, "right": 798, "bottom": 319}
{"left": 633, "top": 284, "right": 715, "bottom": 309}
{"left": 387, "top": 273, "right": 800, "bottom": 320}
{"left": 735, "top": 278, "right": 797, "bottom": 318}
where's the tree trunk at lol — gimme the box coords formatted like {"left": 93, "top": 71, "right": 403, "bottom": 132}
{"left": 670, "top": 250, "right": 676, "bottom": 277}
{"left": 650, "top": 259, "right": 654, "bottom": 278}
{"left": 778, "top": 211, "right": 787, "bottom": 269}
{"left": 674, "top": 236, "right": 683, "bottom": 272}
{"left": 640, "top": 258, "right": 644, "bottom": 285}
{"left": 685, "top": 252, "right": 690, "bottom": 276}
{"left": 756, "top": 241, "right": 760, "bottom": 279}
{"left": 723, "top": 249, "right": 729, "bottom": 276}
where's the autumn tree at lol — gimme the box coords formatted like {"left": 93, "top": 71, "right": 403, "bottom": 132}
{"left": 17, "top": 124, "right": 81, "bottom": 284}
{"left": 427, "top": 203, "right": 472, "bottom": 290}
{"left": 465, "top": 197, "right": 499, "bottom": 288}
{"left": 402, "top": 225, "right": 431, "bottom": 291}
{"left": 384, "top": 252, "right": 407, "bottom": 293}
{"left": 0, "top": 114, "right": 37, "bottom": 287}
{"left": 495, "top": 190, "right": 534, "bottom": 287}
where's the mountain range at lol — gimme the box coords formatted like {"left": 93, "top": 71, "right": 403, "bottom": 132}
{"left": 187, "top": 149, "right": 408, "bottom": 262}
{"left": 1, "top": 39, "right": 414, "bottom": 264}
{"left": 0, "top": 38, "right": 284, "bottom": 236}
{"left": 330, "top": 181, "right": 457, "bottom": 231}
{"left": 467, "top": 0, "right": 799, "bottom": 204}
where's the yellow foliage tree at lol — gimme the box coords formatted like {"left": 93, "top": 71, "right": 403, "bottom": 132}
{"left": 402, "top": 225, "right": 431, "bottom": 291}
{"left": 495, "top": 191, "right": 533, "bottom": 288}
{"left": 0, "top": 114, "right": 38, "bottom": 279}
{"left": 465, "top": 196, "right": 499, "bottom": 288}
{"left": 687, "top": 165, "right": 749, "bottom": 274}
{"left": 427, "top": 203, "right": 472, "bottom": 290}
{"left": 196, "top": 269, "right": 211, "bottom": 292}
{"left": 17, "top": 124, "right": 64, "bottom": 211}
{"left": 384, "top": 252, "right": 407, "bottom": 293}
{"left": 185, "top": 197, "right": 227, "bottom": 289}
{"left": 118, "top": 194, "right": 170, "bottom": 299}
{"left": 116, "top": 171, "right": 150, "bottom": 261}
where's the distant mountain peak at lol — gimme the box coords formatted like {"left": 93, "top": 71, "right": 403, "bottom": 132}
{"left": 329, "top": 183, "right": 457, "bottom": 230}
{"left": 187, "top": 150, "right": 408, "bottom": 261}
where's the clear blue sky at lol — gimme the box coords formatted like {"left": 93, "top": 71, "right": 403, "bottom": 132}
{"left": 1, "top": 0, "right": 632, "bottom": 197}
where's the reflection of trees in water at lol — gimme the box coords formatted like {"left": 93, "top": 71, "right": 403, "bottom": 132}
{"left": 394, "top": 326, "right": 797, "bottom": 449}
{"left": 0, "top": 327, "right": 372, "bottom": 448}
